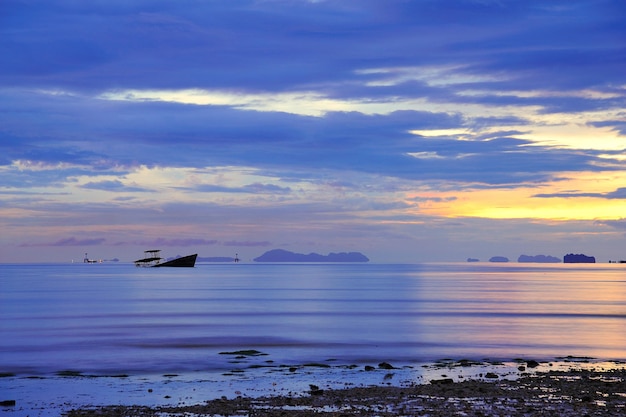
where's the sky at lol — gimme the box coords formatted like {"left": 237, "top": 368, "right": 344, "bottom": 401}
{"left": 1, "top": 0, "right": 626, "bottom": 263}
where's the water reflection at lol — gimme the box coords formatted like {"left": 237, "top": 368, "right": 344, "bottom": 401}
{"left": 1, "top": 263, "right": 625, "bottom": 374}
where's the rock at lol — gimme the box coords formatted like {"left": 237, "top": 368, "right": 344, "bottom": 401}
{"left": 309, "top": 384, "right": 324, "bottom": 395}
{"left": 527, "top": 360, "right": 540, "bottom": 368}
{"left": 430, "top": 378, "right": 454, "bottom": 384}
{"left": 0, "top": 400, "right": 16, "bottom": 407}
{"left": 457, "top": 359, "right": 481, "bottom": 367}
{"left": 378, "top": 362, "right": 395, "bottom": 370}
{"left": 57, "top": 370, "right": 83, "bottom": 377}
{"left": 219, "top": 349, "right": 266, "bottom": 356}
{"left": 61, "top": 368, "right": 626, "bottom": 417}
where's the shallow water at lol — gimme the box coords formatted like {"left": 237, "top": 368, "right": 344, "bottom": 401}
{"left": 1, "top": 262, "right": 625, "bottom": 376}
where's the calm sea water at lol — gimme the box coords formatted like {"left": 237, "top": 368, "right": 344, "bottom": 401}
{"left": 1, "top": 262, "right": 625, "bottom": 376}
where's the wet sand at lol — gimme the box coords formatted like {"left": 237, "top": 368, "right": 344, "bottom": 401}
{"left": 3, "top": 359, "right": 625, "bottom": 416}
{"left": 61, "top": 363, "right": 626, "bottom": 417}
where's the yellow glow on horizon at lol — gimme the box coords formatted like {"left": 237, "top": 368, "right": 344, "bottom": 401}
{"left": 457, "top": 197, "right": 626, "bottom": 220}
{"left": 407, "top": 171, "right": 626, "bottom": 221}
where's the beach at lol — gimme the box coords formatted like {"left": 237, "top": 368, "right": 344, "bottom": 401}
{"left": 63, "top": 365, "right": 626, "bottom": 417}
{"left": 3, "top": 358, "right": 625, "bottom": 417}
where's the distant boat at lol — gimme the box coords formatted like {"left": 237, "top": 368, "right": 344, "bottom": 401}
{"left": 134, "top": 250, "right": 197, "bottom": 267}
{"left": 83, "top": 253, "right": 102, "bottom": 264}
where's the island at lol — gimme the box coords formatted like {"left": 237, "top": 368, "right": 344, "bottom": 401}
{"left": 563, "top": 253, "right": 596, "bottom": 263}
{"left": 254, "top": 249, "right": 369, "bottom": 262}
{"left": 489, "top": 256, "right": 509, "bottom": 263}
{"left": 518, "top": 254, "right": 561, "bottom": 263}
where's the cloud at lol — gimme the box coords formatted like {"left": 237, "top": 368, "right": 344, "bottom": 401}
{"left": 193, "top": 183, "right": 291, "bottom": 194}
{"left": 128, "top": 238, "right": 219, "bottom": 247}
{"left": 1, "top": 93, "right": 622, "bottom": 190}
{"left": 533, "top": 187, "right": 626, "bottom": 199}
{"left": 222, "top": 241, "right": 272, "bottom": 247}
{"left": 20, "top": 237, "right": 106, "bottom": 247}
{"left": 590, "top": 120, "right": 626, "bottom": 136}
{"left": 596, "top": 218, "right": 626, "bottom": 230}
{"left": 3, "top": 1, "right": 622, "bottom": 99}
{"left": 81, "top": 180, "right": 150, "bottom": 192}
{"left": 1, "top": 0, "right": 626, "bottom": 263}
{"left": 408, "top": 196, "right": 458, "bottom": 203}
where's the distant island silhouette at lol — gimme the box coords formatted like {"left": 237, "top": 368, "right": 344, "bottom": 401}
{"left": 518, "top": 254, "right": 561, "bottom": 263}
{"left": 563, "top": 253, "right": 596, "bottom": 263}
{"left": 489, "top": 256, "right": 509, "bottom": 263}
{"left": 254, "top": 249, "right": 369, "bottom": 262}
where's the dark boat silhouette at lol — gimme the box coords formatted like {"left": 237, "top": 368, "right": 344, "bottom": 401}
{"left": 134, "top": 250, "right": 197, "bottom": 267}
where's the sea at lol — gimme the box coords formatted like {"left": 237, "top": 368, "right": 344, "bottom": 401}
{"left": 2, "top": 261, "right": 625, "bottom": 374}
{"left": 1, "top": 262, "right": 625, "bottom": 414}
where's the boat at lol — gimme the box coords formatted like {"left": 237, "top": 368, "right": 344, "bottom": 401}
{"left": 134, "top": 250, "right": 198, "bottom": 267}
{"left": 83, "top": 253, "right": 102, "bottom": 263}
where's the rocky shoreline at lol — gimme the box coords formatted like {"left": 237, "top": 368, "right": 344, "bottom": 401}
{"left": 63, "top": 366, "right": 626, "bottom": 417}
{"left": 3, "top": 359, "right": 625, "bottom": 417}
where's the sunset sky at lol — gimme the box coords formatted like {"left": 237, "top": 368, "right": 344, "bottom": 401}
{"left": 1, "top": 0, "right": 625, "bottom": 263}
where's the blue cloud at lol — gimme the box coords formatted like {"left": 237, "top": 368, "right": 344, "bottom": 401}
{"left": 2, "top": 0, "right": 626, "bottom": 262}
{"left": 128, "top": 238, "right": 219, "bottom": 247}
{"left": 596, "top": 218, "right": 626, "bottom": 230}
{"left": 192, "top": 183, "right": 292, "bottom": 194}
{"left": 2, "top": 0, "right": 623, "bottom": 96}
{"left": 534, "top": 188, "right": 626, "bottom": 199}
{"left": 81, "top": 180, "right": 149, "bottom": 192}
{"left": 590, "top": 120, "right": 626, "bottom": 136}
{"left": 1, "top": 90, "right": 620, "bottom": 187}
{"left": 20, "top": 237, "right": 106, "bottom": 247}
{"left": 222, "top": 240, "right": 271, "bottom": 247}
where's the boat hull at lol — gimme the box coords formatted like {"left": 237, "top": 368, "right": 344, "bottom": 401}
{"left": 153, "top": 254, "right": 198, "bottom": 267}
